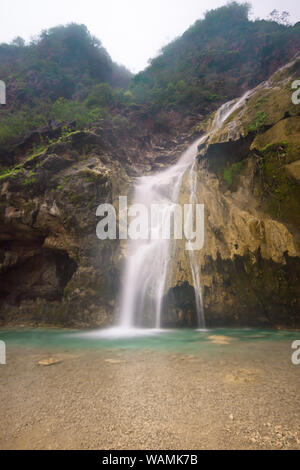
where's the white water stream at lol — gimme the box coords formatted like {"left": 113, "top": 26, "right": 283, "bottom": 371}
{"left": 117, "top": 92, "right": 251, "bottom": 332}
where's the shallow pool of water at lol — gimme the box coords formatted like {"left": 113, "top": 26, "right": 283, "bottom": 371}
{"left": 0, "top": 327, "right": 299, "bottom": 354}
{"left": 1, "top": 326, "right": 299, "bottom": 450}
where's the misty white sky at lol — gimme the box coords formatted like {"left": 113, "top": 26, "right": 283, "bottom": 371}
{"left": 1, "top": 0, "right": 300, "bottom": 72}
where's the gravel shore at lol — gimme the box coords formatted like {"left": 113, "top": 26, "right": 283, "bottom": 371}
{"left": 0, "top": 339, "right": 299, "bottom": 449}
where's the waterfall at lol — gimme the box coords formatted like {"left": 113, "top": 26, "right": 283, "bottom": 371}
{"left": 118, "top": 92, "right": 251, "bottom": 331}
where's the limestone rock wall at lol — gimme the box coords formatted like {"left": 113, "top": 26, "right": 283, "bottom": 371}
{"left": 166, "top": 56, "right": 300, "bottom": 328}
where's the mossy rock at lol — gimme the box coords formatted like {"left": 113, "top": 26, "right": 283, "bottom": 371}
{"left": 221, "top": 159, "right": 248, "bottom": 190}
{"left": 251, "top": 117, "right": 300, "bottom": 154}
{"left": 284, "top": 160, "right": 300, "bottom": 182}
{"left": 257, "top": 142, "right": 300, "bottom": 229}
{"left": 241, "top": 57, "right": 300, "bottom": 135}
{"left": 78, "top": 168, "right": 108, "bottom": 184}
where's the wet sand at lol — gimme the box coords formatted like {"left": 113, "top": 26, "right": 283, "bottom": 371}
{"left": 0, "top": 338, "right": 299, "bottom": 450}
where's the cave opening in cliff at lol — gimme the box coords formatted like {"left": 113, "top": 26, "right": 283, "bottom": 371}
{"left": 161, "top": 282, "right": 199, "bottom": 328}
{"left": 0, "top": 248, "right": 77, "bottom": 306}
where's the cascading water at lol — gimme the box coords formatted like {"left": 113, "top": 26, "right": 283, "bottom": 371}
{"left": 118, "top": 137, "right": 205, "bottom": 330}
{"left": 118, "top": 92, "right": 251, "bottom": 332}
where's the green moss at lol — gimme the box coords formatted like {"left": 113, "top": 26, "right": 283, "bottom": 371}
{"left": 248, "top": 111, "right": 267, "bottom": 133}
{"left": 222, "top": 160, "right": 247, "bottom": 189}
{"left": 57, "top": 130, "right": 83, "bottom": 142}
{"left": 0, "top": 148, "right": 45, "bottom": 182}
{"left": 68, "top": 192, "right": 83, "bottom": 206}
{"left": 79, "top": 168, "right": 108, "bottom": 184}
{"left": 252, "top": 117, "right": 300, "bottom": 154}
{"left": 23, "top": 176, "right": 37, "bottom": 186}
{"left": 254, "top": 96, "right": 268, "bottom": 109}
{"left": 25, "top": 147, "right": 47, "bottom": 162}
{"left": 0, "top": 168, "right": 14, "bottom": 180}
{"left": 0, "top": 159, "right": 26, "bottom": 180}
{"left": 223, "top": 168, "right": 232, "bottom": 186}
{"left": 258, "top": 143, "right": 300, "bottom": 228}
{"left": 88, "top": 196, "right": 96, "bottom": 209}
{"left": 243, "top": 82, "right": 297, "bottom": 134}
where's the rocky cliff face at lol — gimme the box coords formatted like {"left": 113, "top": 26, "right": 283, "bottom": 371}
{"left": 0, "top": 110, "right": 195, "bottom": 326}
{"left": 0, "top": 57, "right": 299, "bottom": 328}
{"left": 165, "top": 56, "right": 300, "bottom": 328}
{"left": 0, "top": 131, "right": 126, "bottom": 326}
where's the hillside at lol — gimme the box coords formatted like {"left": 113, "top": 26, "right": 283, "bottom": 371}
{"left": 131, "top": 2, "right": 300, "bottom": 114}
{"left": 1, "top": 3, "right": 300, "bottom": 166}
{"left": 0, "top": 23, "right": 132, "bottom": 154}
{"left": 0, "top": 23, "right": 131, "bottom": 107}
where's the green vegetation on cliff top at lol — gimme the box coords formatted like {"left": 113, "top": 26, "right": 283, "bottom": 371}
{"left": 0, "top": 2, "right": 300, "bottom": 160}
{"left": 131, "top": 2, "right": 300, "bottom": 113}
